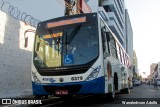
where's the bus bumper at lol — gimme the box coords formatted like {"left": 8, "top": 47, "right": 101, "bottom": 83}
{"left": 32, "top": 76, "right": 105, "bottom": 95}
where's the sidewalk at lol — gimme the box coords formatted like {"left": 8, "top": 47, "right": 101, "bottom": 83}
{"left": 0, "top": 90, "right": 33, "bottom": 99}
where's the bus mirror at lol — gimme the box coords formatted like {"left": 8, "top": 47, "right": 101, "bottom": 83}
{"left": 36, "top": 42, "right": 40, "bottom": 51}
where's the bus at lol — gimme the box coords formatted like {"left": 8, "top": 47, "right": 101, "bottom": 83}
{"left": 31, "top": 11, "right": 132, "bottom": 100}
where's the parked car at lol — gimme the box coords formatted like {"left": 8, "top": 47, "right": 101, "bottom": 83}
{"left": 133, "top": 79, "right": 140, "bottom": 86}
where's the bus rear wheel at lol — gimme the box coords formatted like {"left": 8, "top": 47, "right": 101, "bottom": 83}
{"left": 60, "top": 95, "right": 73, "bottom": 102}
{"left": 35, "top": 95, "right": 42, "bottom": 99}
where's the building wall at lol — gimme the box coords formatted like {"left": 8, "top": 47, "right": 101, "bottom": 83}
{"left": 84, "top": 0, "right": 132, "bottom": 52}
{"left": 88, "top": 0, "right": 133, "bottom": 68}
{"left": 158, "top": 63, "right": 160, "bottom": 78}
{"left": 100, "top": 0, "right": 126, "bottom": 48}
{"left": 150, "top": 63, "right": 157, "bottom": 76}
{"left": 133, "top": 50, "right": 138, "bottom": 72}
{"left": 125, "top": 9, "right": 133, "bottom": 67}
{"left": 152, "top": 62, "right": 160, "bottom": 79}
{"left": 0, "top": 11, "right": 35, "bottom": 98}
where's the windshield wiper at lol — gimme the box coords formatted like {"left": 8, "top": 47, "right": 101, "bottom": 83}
{"left": 66, "top": 24, "right": 81, "bottom": 44}
{"left": 48, "top": 29, "right": 54, "bottom": 38}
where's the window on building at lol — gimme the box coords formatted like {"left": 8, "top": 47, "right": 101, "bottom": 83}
{"left": 104, "top": 5, "right": 112, "bottom": 12}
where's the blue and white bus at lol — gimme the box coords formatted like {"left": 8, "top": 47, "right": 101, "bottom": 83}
{"left": 32, "top": 11, "right": 132, "bottom": 100}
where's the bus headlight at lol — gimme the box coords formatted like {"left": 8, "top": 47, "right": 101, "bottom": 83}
{"left": 86, "top": 66, "right": 101, "bottom": 81}
{"left": 32, "top": 72, "right": 41, "bottom": 84}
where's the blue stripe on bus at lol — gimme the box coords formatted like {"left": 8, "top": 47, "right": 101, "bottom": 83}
{"left": 32, "top": 76, "right": 105, "bottom": 95}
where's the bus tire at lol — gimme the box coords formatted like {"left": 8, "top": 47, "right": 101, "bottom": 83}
{"left": 35, "top": 95, "right": 42, "bottom": 99}
{"left": 125, "top": 80, "right": 131, "bottom": 94}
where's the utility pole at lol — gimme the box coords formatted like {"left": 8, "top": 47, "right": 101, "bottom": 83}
{"left": 64, "top": 0, "right": 91, "bottom": 16}
{"left": 64, "top": 0, "right": 76, "bottom": 16}
{"left": 64, "top": 0, "right": 71, "bottom": 16}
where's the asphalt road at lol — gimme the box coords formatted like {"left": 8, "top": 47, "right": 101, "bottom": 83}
{"left": 2, "top": 84, "right": 160, "bottom": 107}
{"left": 42, "top": 84, "right": 160, "bottom": 107}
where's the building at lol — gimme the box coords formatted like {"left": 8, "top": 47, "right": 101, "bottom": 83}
{"left": 151, "top": 62, "right": 160, "bottom": 79}
{"left": 133, "top": 50, "right": 138, "bottom": 74}
{"left": 150, "top": 63, "right": 157, "bottom": 76}
{"left": 133, "top": 51, "right": 138, "bottom": 78}
{"left": 99, "top": 0, "right": 126, "bottom": 49}
{"left": 147, "top": 75, "right": 152, "bottom": 81}
{"left": 125, "top": 9, "right": 133, "bottom": 69}
{"left": 0, "top": 10, "right": 35, "bottom": 97}
{"left": 88, "top": 0, "right": 133, "bottom": 64}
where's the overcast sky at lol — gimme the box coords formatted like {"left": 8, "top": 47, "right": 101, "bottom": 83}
{"left": 3, "top": 0, "right": 160, "bottom": 78}
{"left": 3, "top": 0, "right": 64, "bottom": 20}
{"left": 125, "top": 0, "right": 160, "bottom": 78}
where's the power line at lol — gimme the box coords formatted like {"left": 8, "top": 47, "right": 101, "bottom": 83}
{"left": 0, "top": 0, "right": 40, "bottom": 27}
{"left": 57, "top": 0, "right": 91, "bottom": 15}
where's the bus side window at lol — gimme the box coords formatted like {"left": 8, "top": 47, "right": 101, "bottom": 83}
{"left": 110, "top": 34, "right": 118, "bottom": 59}
{"left": 120, "top": 48, "right": 124, "bottom": 64}
{"left": 100, "top": 20, "right": 110, "bottom": 58}
{"left": 101, "top": 28, "right": 107, "bottom": 58}
{"left": 105, "top": 32, "right": 110, "bottom": 52}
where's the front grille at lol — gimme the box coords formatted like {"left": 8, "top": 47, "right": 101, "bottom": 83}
{"left": 38, "top": 67, "right": 89, "bottom": 76}
{"left": 43, "top": 84, "right": 82, "bottom": 94}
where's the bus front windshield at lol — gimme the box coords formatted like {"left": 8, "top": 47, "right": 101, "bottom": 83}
{"left": 34, "top": 25, "right": 99, "bottom": 68}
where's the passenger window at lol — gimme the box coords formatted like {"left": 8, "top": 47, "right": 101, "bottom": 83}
{"left": 110, "top": 35, "right": 117, "bottom": 58}
{"left": 100, "top": 20, "right": 110, "bottom": 58}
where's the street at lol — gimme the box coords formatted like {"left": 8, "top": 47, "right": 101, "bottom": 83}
{"left": 46, "top": 84, "right": 160, "bottom": 107}
{"left": 3, "top": 84, "right": 160, "bottom": 107}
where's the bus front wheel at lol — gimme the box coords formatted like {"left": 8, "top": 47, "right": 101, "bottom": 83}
{"left": 35, "top": 95, "right": 42, "bottom": 99}
{"left": 60, "top": 95, "right": 73, "bottom": 102}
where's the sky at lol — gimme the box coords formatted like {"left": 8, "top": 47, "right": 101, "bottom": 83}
{"left": 125, "top": 0, "right": 160, "bottom": 78}
{"left": 2, "top": 0, "right": 160, "bottom": 78}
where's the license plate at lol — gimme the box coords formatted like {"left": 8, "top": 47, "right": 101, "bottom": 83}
{"left": 55, "top": 90, "right": 68, "bottom": 95}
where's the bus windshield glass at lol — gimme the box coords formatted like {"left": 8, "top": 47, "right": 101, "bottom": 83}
{"left": 34, "top": 24, "right": 99, "bottom": 68}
